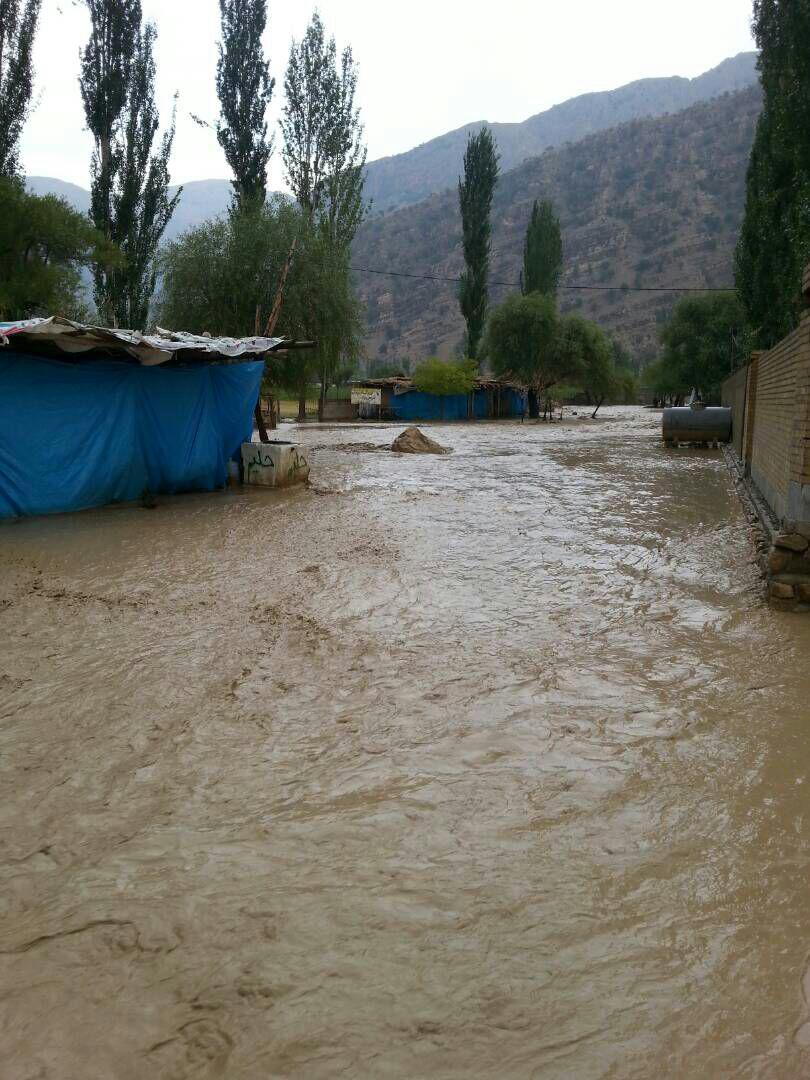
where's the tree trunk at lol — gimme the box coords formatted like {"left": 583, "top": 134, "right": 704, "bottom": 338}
{"left": 528, "top": 388, "right": 540, "bottom": 419}
{"left": 298, "top": 394, "right": 306, "bottom": 422}
{"left": 254, "top": 400, "right": 270, "bottom": 443}
{"left": 591, "top": 396, "right": 605, "bottom": 419}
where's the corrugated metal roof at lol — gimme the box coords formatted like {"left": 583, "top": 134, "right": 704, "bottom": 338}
{"left": 352, "top": 375, "right": 527, "bottom": 392}
{"left": 0, "top": 317, "right": 295, "bottom": 366}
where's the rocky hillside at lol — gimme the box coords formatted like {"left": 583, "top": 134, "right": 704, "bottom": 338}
{"left": 353, "top": 85, "right": 762, "bottom": 368}
{"left": 363, "top": 53, "right": 758, "bottom": 214}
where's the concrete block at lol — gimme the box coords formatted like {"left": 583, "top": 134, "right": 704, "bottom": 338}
{"left": 242, "top": 441, "right": 310, "bottom": 489}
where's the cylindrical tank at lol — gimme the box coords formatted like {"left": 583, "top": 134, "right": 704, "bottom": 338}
{"left": 662, "top": 406, "right": 732, "bottom": 444}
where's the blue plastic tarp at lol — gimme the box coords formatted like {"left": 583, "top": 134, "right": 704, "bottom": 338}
{"left": 0, "top": 352, "right": 264, "bottom": 518}
{"left": 388, "top": 387, "right": 527, "bottom": 422}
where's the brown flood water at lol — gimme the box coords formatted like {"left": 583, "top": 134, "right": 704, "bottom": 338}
{"left": 1, "top": 407, "right": 810, "bottom": 1079}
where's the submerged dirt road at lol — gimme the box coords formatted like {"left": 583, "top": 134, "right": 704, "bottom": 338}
{"left": 2, "top": 407, "right": 810, "bottom": 1079}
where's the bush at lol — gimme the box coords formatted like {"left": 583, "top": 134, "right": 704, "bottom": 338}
{"left": 412, "top": 357, "right": 477, "bottom": 398}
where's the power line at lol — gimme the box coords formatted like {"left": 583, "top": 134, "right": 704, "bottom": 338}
{"left": 349, "top": 264, "right": 734, "bottom": 293}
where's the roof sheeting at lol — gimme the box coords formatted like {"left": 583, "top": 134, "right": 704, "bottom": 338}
{"left": 352, "top": 375, "right": 527, "bottom": 392}
{"left": 0, "top": 317, "right": 293, "bottom": 366}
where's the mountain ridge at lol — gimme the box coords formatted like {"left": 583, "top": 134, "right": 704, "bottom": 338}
{"left": 362, "top": 52, "right": 759, "bottom": 212}
{"left": 28, "top": 52, "right": 759, "bottom": 233}
{"left": 353, "top": 85, "right": 762, "bottom": 366}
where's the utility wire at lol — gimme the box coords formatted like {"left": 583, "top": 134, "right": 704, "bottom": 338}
{"left": 349, "top": 264, "right": 733, "bottom": 293}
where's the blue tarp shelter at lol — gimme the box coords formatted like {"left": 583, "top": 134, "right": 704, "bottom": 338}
{"left": 354, "top": 377, "right": 527, "bottom": 422}
{"left": 386, "top": 387, "right": 525, "bottom": 422}
{"left": 0, "top": 318, "right": 288, "bottom": 519}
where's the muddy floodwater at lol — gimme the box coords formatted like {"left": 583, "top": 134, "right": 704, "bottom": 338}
{"left": 2, "top": 407, "right": 810, "bottom": 1079}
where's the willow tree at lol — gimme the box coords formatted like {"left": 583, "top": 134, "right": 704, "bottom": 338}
{"left": 486, "top": 292, "right": 562, "bottom": 419}
{"left": 81, "top": 0, "right": 180, "bottom": 328}
{"left": 280, "top": 11, "right": 366, "bottom": 418}
{"left": 0, "top": 0, "right": 42, "bottom": 177}
{"left": 522, "top": 199, "right": 562, "bottom": 297}
{"left": 216, "top": 0, "right": 274, "bottom": 211}
{"left": 458, "top": 127, "right": 499, "bottom": 362}
{"left": 0, "top": 176, "right": 118, "bottom": 319}
{"left": 735, "top": 0, "right": 810, "bottom": 347}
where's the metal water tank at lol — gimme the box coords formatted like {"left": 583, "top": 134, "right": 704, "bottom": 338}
{"left": 662, "top": 404, "right": 732, "bottom": 445}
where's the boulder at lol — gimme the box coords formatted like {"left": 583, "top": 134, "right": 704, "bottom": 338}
{"left": 775, "top": 532, "right": 809, "bottom": 553}
{"left": 391, "top": 427, "right": 449, "bottom": 455}
{"left": 768, "top": 548, "right": 791, "bottom": 575}
{"left": 770, "top": 582, "right": 796, "bottom": 600}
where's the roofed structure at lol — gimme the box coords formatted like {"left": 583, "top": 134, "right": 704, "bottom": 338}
{"left": 0, "top": 317, "right": 313, "bottom": 367}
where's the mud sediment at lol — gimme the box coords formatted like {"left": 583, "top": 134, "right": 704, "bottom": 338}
{"left": 2, "top": 409, "right": 810, "bottom": 1079}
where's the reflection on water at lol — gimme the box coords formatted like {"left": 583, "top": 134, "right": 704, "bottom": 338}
{"left": 1, "top": 408, "right": 809, "bottom": 1079}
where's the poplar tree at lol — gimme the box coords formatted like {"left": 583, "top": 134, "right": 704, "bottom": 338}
{"left": 522, "top": 199, "right": 562, "bottom": 297}
{"left": 280, "top": 11, "right": 367, "bottom": 417}
{"left": 81, "top": 0, "right": 180, "bottom": 328}
{"left": 458, "top": 127, "right": 499, "bottom": 362}
{"left": 0, "top": 0, "right": 42, "bottom": 177}
{"left": 216, "top": 0, "right": 274, "bottom": 211}
{"left": 735, "top": 0, "right": 810, "bottom": 347}
{"left": 280, "top": 12, "right": 336, "bottom": 218}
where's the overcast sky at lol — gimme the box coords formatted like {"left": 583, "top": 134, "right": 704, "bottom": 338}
{"left": 22, "top": 0, "right": 756, "bottom": 190}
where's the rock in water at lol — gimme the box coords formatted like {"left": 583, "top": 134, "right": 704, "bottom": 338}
{"left": 391, "top": 427, "right": 450, "bottom": 455}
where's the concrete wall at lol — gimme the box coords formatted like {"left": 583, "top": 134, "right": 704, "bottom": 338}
{"left": 322, "top": 401, "right": 356, "bottom": 422}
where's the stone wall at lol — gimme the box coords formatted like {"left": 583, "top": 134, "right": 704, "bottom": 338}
{"left": 722, "top": 266, "right": 810, "bottom": 610}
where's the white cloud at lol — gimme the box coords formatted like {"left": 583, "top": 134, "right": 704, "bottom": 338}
{"left": 22, "top": 0, "right": 756, "bottom": 188}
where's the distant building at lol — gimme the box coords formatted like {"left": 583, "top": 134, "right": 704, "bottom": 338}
{"left": 0, "top": 317, "right": 303, "bottom": 519}
{"left": 349, "top": 376, "right": 527, "bottom": 422}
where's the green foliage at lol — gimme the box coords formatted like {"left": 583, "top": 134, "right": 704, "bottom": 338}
{"left": 640, "top": 358, "right": 682, "bottom": 404}
{"left": 485, "top": 292, "right": 562, "bottom": 392}
{"left": 280, "top": 11, "right": 366, "bottom": 230}
{"left": 413, "top": 357, "right": 476, "bottom": 397}
{"left": 735, "top": 0, "right": 810, "bottom": 346}
{"left": 658, "top": 292, "right": 746, "bottom": 402}
{"left": 613, "top": 366, "right": 638, "bottom": 404}
{"left": 0, "top": 176, "right": 119, "bottom": 320}
{"left": 0, "top": 0, "right": 41, "bottom": 177}
{"left": 522, "top": 199, "right": 562, "bottom": 296}
{"left": 81, "top": 0, "right": 180, "bottom": 328}
{"left": 216, "top": 0, "right": 275, "bottom": 212}
{"left": 366, "top": 359, "right": 412, "bottom": 378}
{"left": 158, "top": 198, "right": 363, "bottom": 400}
{"left": 280, "top": 11, "right": 366, "bottom": 414}
{"left": 557, "top": 314, "right": 613, "bottom": 413}
{"left": 458, "top": 127, "right": 499, "bottom": 361}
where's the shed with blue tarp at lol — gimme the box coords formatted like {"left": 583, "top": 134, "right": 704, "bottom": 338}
{"left": 0, "top": 317, "right": 297, "bottom": 520}
{"left": 352, "top": 376, "right": 527, "bottom": 422}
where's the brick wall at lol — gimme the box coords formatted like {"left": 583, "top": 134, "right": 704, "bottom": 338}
{"left": 723, "top": 311, "right": 810, "bottom": 529}
{"left": 721, "top": 365, "right": 748, "bottom": 459}
{"left": 722, "top": 269, "right": 810, "bottom": 608}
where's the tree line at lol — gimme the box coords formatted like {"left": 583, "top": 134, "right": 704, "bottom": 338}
{"left": 646, "top": 0, "right": 810, "bottom": 405}
{"left": 0, "top": 0, "right": 366, "bottom": 422}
